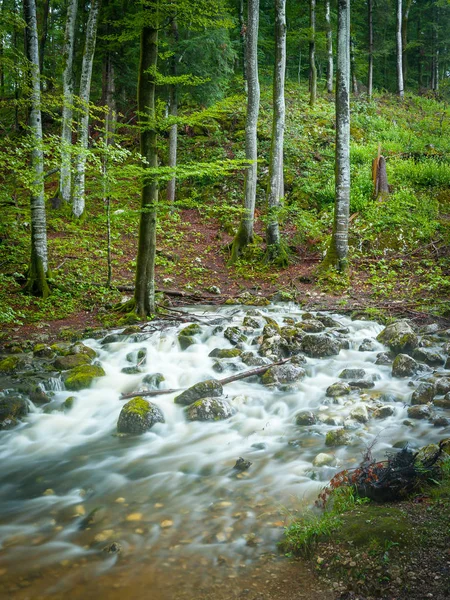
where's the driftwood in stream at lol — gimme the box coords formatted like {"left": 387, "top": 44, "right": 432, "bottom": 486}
{"left": 120, "top": 358, "right": 290, "bottom": 401}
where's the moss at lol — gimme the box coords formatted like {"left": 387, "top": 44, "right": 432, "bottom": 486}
{"left": 64, "top": 364, "right": 106, "bottom": 391}
{"left": 325, "top": 428, "right": 351, "bottom": 447}
{"left": 180, "top": 324, "right": 202, "bottom": 337}
{"left": 0, "top": 355, "right": 22, "bottom": 373}
{"left": 54, "top": 353, "right": 91, "bottom": 371}
{"left": 63, "top": 396, "right": 75, "bottom": 410}
{"left": 178, "top": 335, "right": 196, "bottom": 350}
{"left": 210, "top": 348, "right": 242, "bottom": 359}
{"left": 122, "top": 396, "right": 150, "bottom": 417}
{"left": 337, "top": 505, "right": 411, "bottom": 548}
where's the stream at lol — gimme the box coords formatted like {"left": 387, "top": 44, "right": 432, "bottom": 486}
{"left": 0, "top": 304, "right": 448, "bottom": 598}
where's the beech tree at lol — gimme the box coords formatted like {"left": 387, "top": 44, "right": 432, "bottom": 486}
{"left": 396, "top": 0, "right": 404, "bottom": 98}
{"left": 368, "top": 0, "right": 373, "bottom": 97}
{"left": 325, "top": 0, "right": 333, "bottom": 93}
{"left": 309, "top": 0, "right": 317, "bottom": 106}
{"left": 23, "top": 0, "right": 49, "bottom": 297}
{"left": 230, "top": 0, "right": 260, "bottom": 262}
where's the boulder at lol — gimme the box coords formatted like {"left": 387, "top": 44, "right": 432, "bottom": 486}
{"left": 432, "top": 417, "right": 449, "bottom": 427}
{"left": 392, "top": 354, "right": 418, "bottom": 377}
{"left": 261, "top": 364, "right": 306, "bottom": 389}
{"left": 433, "top": 393, "right": 450, "bottom": 409}
{"left": 339, "top": 368, "right": 366, "bottom": 380}
{"left": 297, "top": 319, "right": 325, "bottom": 333}
{"left": 174, "top": 379, "right": 223, "bottom": 406}
{"left": 208, "top": 348, "right": 242, "bottom": 359}
{"left": 0, "top": 355, "right": 24, "bottom": 374}
{"left": 348, "top": 379, "right": 375, "bottom": 390}
{"left": 185, "top": 397, "right": 234, "bottom": 422}
{"left": 359, "top": 339, "right": 376, "bottom": 352}
{"left": 410, "top": 382, "right": 435, "bottom": 405}
{"left": 243, "top": 316, "right": 262, "bottom": 329}
{"left": 224, "top": 327, "right": 247, "bottom": 346}
{"left": 54, "top": 353, "right": 91, "bottom": 371}
{"left": 126, "top": 348, "right": 147, "bottom": 364}
{"left": 70, "top": 343, "right": 97, "bottom": 359}
{"left": 142, "top": 373, "right": 165, "bottom": 389}
{"left": 0, "top": 396, "right": 28, "bottom": 429}
{"left": 350, "top": 404, "right": 369, "bottom": 423}
{"left": 178, "top": 335, "right": 196, "bottom": 350}
{"left": 373, "top": 406, "right": 395, "bottom": 419}
{"left": 117, "top": 397, "right": 164, "bottom": 434}
{"left": 64, "top": 364, "right": 106, "bottom": 391}
{"left": 326, "top": 382, "right": 351, "bottom": 397}
{"left": 435, "top": 377, "right": 450, "bottom": 396}
{"left": 407, "top": 405, "right": 431, "bottom": 420}
{"left": 313, "top": 452, "right": 335, "bottom": 467}
{"left": 33, "top": 344, "right": 55, "bottom": 358}
{"left": 375, "top": 352, "right": 392, "bottom": 365}
{"left": 240, "top": 352, "right": 269, "bottom": 367}
{"left": 376, "top": 320, "right": 419, "bottom": 355}
{"left": 325, "top": 428, "right": 351, "bottom": 447}
{"left": 258, "top": 335, "right": 289, "bottom": 361}
{"left": 316, "top": 315, "right": 342, "bottom": 328}
{"left": 295, "top": 411, "right": 317, "bottom": 426}
{"left": 301, "top": 334, "right": 341, "bottom": 358}
{"left": 412, "top": 347, "right": 445, "bottom": 367}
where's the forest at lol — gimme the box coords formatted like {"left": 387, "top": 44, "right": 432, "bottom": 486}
{"left": 0, "top": 1, "right": 450, "bottom": 599}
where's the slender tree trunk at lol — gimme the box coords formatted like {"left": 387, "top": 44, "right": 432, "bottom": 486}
{"left": 368, "top": 0, "right": 373, "bottom": 97}
{"left": 59, "top": 0, "right": 78, "bottom": 203}
{"left": 323, "top": 0, "right": 350, "bottom": 273}
{"left": 72, "top": 0, "right": 100, "bottom": 218}
{"left": 396, "top": 0, "right": 404, "bottom": 99}
{"left": 38, "top": 0, "right": 50, "bottom": 78}
{"left": 239, "top": 0, "right": 247, "bottom": 86}
{"left": 266, "top": 0, "right": 287, "bottom": 266}
{"left": 309, "top": 0, "right": 317, "bottom": 106}
{"left": 134, "top": 6, "right": 158, "bottom": 317}
{"left": 167, "top": 18, "right": 178, "bottom": 206}
{"left": 104, "top": 52, "right": 115, "bottom": 287}
{"left": 23, "top": 0, "right": 49, "bottom": 297}
{"left": 417, "top": 16, "right": 423, "bottom": 90}
{"left": 402, "top": 0, "right": 412, "bottom": 84}
{"left": 325, "top": 0, "right": 333, "bottom": 93}
{"left": 230, "top": 0, "right": 260, "bottom": 263}
{"left": 351, "top": 36, "right": 358, "bottom": 94}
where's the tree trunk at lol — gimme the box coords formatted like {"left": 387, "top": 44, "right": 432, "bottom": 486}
{"left": 230, "top": 0, "right": 260, "bottom": 263}
{"left": 325, "top": 0, "right": 333, "bottom": 93}
{"left": 402, "top": 0, "right": 412, "bottom": 84}
{"left": 166, "top": 18, "right": 178, "bottom": 206}
{"left": 309, "top": 0, "right": 317, "bottom": 106}
{"left": 266, "top": 0, "right": 287, "bottom": 266}
{"left": 368, "top": 0, "right": 373, "bottom": 98}
{"left": 323, "top": 0, "right": 350, "bottom": 273}
{"left": 72, "top": 0, "right": 100, "bottom": 218}
{"left": 38, "top": 0, "right": 50, "bottom": 78}
{"left": 104, "top": 52, "right": 115, "bottom": 287}
{"left": 134, "top": 6, "right": 158, "bottom": 317}
{"left": 59, "top": 0, "right": 78, "bottom": 203}
{"left": 23, "top": 0, "right": 49, "bottom": 297}
{"left": 396, "top": 0, "right": 404, "bottom": 99}
{"left": 239, "top": 0, "right": 247, "bottom": 86}
{"left": 351, "top": 36, "right": 358, "bottom": 94}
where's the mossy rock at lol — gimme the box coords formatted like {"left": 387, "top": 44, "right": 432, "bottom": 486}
{"left": 178, "top": 335, "right": 196, "bottom": 350}
{"left": 54, "top": 353, "right": 91, "bottom": 371}
{"left": 295, "top": 411, "right": 317, "bottom": 426}
{"left": 262, "top": 316, "right": 281, "bottom": 334}
{"left": 33, "top": 344, "right": 55, "bottom": 358}
{"left": 64, "top": 364, "right": 106, "bottom": 391}
{"left": 117, "top": 397, "right": 165, "bottom": 434}
{"left": 142, "top": 373, "right": 165, "bottom": 389}
{"left": 376, "top": 320, "right": 419, "bottom": 355}
{"left": 0, "top": 396, "right": 28, "bottom": 429}
{"left": 411, "top": 382, "right": 435, "bottom": 405}
{"left": 63, "top": 396, "right": 76, "bottom": 411}
{"left": 121, "top": 366, "right": 142, "bottom": 375}
{"left": 297, "top": 319, "right": 325, "bottom": 333}
{"left": 0, "top": 355, "right": 24, "bottom": 373}
{"left": 70, "top": 343, "right": 97, "bottom": 359}
{"left": 243, "top": 316, "right": 262, "bottom": 329}
{"left": 325, "top": 428, "right": 351, "bottom": 447}
{"left": 392, "top": 354, "right": 418, "bottom": 377}
{"left": 326, "top": 382, "right": 351, "bottom": 397}
{"left": 208, "top": 348, "right": 242, "bottom": 359}
{"left": 261, "top": 364, "right": 306, "bottom": 389}
{"left": 185, "top": 397, "right": 235, "bottom": 422}
{"left": 301, "top": 334, "right": 341, "bottom": 358}
{"left": 50, "top": 342, "right": 72, "bottom": 356}
{"left": 179, "top": 324, "right": 202, "bottom": 337}
{"left": 224, "top": 326, "right": 247, "bottom": 345}
{"left": 174, "top": 379, "right": 223, "bottom": 406}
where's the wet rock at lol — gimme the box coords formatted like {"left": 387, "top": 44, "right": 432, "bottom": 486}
{"left": 359, "top": 339, "right": 376, "bottom": 352}
{"left": 373, "top": 406, "right": 395, "bottom": 419}
{"left": 339, "top": 368, "right": 366, "bottom": 380}
{"left": 261, "top": 364, "right": 306, "bottom": 389}
{"left": 258, "top": 334, "right": 289, "bottom": 361}
{"left": 412, "top": 347, "right": 445, "bottom": 367}
{"left": 233, "top": 457, "right": 252, "bottom": 471}
{"left": 433, "top": 393, "right": 450, "bottom": 409}
{"left": 101, "top": 334, "right": 123, "bottom": 345}
{"left": 0, "top": 396, "right": 28, "bottom": 429}
{"left": 102, "top": 542, "right": 122, "bottom": 554}
{"left": 316, "top": 315, "right": 342, "bottom": 328}
{"left": 117, "top": 397, "right": 164, "bottom": 434}
{"left": 240, "top": 352, "right": 269, "bottom": 367}
{"left": 326, "top": 382, "right": 351, "bottom": 397}
{"left": 126, "top": 348, "right": 147, "bottom": 364}
{"left": 185, "top": 397, "right": 234, "bottom": 422}
{"left": 301, "top": 334, "right": 341, "bottom": 358}
{"left": 313, "top": 452, "right": 335, "bottom": 467}
{"left": 178, "top": 335, "right": 196, "bottom": 350}
{"left": 392, "top": 354, "right": 418, "bottom": 377}
{"left": 375, "top": 352, "right": 392, "bottom": 365}
{"left": 174, "top": 379, "right": 223, "bottom": 406}
{"left": 121, "top": 366, "right": 142, "bottom": 375}
{"left": 50, "top": 342, "right": 72, "bottom": 356}
{"left": 297, "top": 319, "right": 325, "bottom": 333}
{"left": 348, "top": 379, "right": 375, "bottom": 390}
{"left": 295, "top": 411, "right": 317, "bottom": 426}
{"left": 224, "top": 326, "right": 247, "bottom": 345}
{"left": 290, "top": 353, "right": 307, "bottom": 365}
{"left": 71, "top": 343, "right": 97, "bottom": 359}
{"left": 251, "top": 442, "right": 267, "bottom": 450}
{"left": 63, "top": 396, "right": 75, "bottom": 411}
{"left": 435, "top": 377, "right": 450, "bottom": 395}
{"left": 325, "top": 428, "right": 351, "bottom": 447}
{"left": 432, "top": 417, "right": 449, "bottom": 427}
{"left": 407, "top": 405, "right": 431, "bottom": 420}
{"left": 29, "top": 386, "right": 51, "bottom": 405}
{"left": 410, "top": 382, "right": 435, "bottom": 405}
{"left": 208, "top": 348, "right": 242, "bottom": 359}
{"left": 142, "top": 373, "right": 165, "bottom": 389}
{"left": 0, "top": 355, "right": 25, "bottom": 374}
{"left": 54, "top": 353, "right": 91, "bottom": 371}
{"left": 421, "top": 323, "right": 440, "bottom": 335}
{"left": 350, "top": 404, "right": 369, "bottom": 423}
{"left": 380, "top": 392, "right": 403, "bottom": 403}
{"left": 415, "top": 443, "right": 440, "bottom": 467}
{"left": 33, "top": 344, "right": 55, "bottom": 358}
{"left": 376, "top": 320, "right": 419, "bottom": 355}
{"left": 243, "top": 316, "right": 262, "bottom": 329}
{"left": 64, "top": 364, "right": 106, "bottom": 391}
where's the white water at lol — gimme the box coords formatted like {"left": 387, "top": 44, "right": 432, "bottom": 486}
{"left": 0, "top": 305, "right": 447, "bottom": 578}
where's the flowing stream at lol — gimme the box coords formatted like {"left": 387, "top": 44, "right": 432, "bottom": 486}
{"left": 0, "top": 304, "right": 448, "bottom": 597}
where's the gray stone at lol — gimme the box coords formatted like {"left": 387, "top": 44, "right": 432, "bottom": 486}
{"left": 224, "top": 327, "right": 247, "bottom": 346}
{"left": 359, "top": 339, "right": 376, "bottom": 352}
{"left": 434, "top": 392, "right": 450, "bottom": 409}
{"left": 339, "top": 368, "right": 366, "bottom": 380}
{"left": 410, "top": 382, "right": 435, "bottom": 405}
{"left": 0, "top": 396, "right": 28, "bottom": 429}
{"left": 348, "top": 379, "right": 375, "bottom": 389}
{"left": 297, "top": 319, "right": 325, "bottom": 333}
{"left": 325, "top": 428, "right": 351, "bottom": 447}
{"left": 375, "top": 352, "right": 392, "bottom": 365}
{"left": 412, "top": 347, "right": 445, "bottom": 367}
{"left": 261, "top": 364, "right": 306, "bottom": 389}
{"left": 174, "top": 379, "right": 223, "bottom": 406}
{"left": 373, "top": 406, "right": 395, "bottom": 419}
{"left": 407, "top": 405, "right": 431, "bottom": 420}
{"left": 316, "top": 315, "right": 342, "bottom": 328}
{"left": 185, "top": 397, "right": 234, "bottom": 422}
{"left": 326, "top": 382, "right": 351, "bottom": 397}
{"left": 435, "top": 377, "right": 450, "bottom": 396}
{"left": 377, "top": 320, "right": 419, "bottom": 355}
{"left": 117, "top": 398, "right": 164, "bottom": 434}
{"left": 295, "top": 411, "right": 317, "bottom": 426}
{"left": 142, "top": 373, "right": 165, "bottom": 389}
{"left": 312, "top": 453, "right": 335, "bottom": 467}
{"left": 392, "top": 354, "right": 418, "bottom": 377}
{"left": 301, "top": 334, "right": 341, "bottom": 358}
{"left": 350, "top": 404, "right": 369, "bottom": 423}
{"left": 243, "top": 316, "right": 262, "bottom": 329}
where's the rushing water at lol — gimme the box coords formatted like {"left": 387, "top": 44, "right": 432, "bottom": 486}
{"left": 0, "top": 304, "right": 448, "bottom": 594}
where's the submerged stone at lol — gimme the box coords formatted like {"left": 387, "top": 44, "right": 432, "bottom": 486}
{"left": 339, "top": 368, "right": 366, "bottom": 380}
{"left": 348, "top": 379, "right": 375, "bottom": 390}
{"left": 64, "top": 364, "right": 106, "bottom": 391}
{"left": 295, "top": 411, "right": 317, "bottom": 426}
{"left": 117, "top": 397, "right": 164, "bottom": 434}
{"left": 174, "top": 379, "right": 223, "bottom": 406}
{"left": 313, "top": 452, "right": 335, "bottom": 467}
{"left": 350, "top": 404, "right": 369, "bottom": 423}
{"left": 359, "top": 339, "right": 376, "bottom": 352}
{"left": 325, "top": 428, "right": 351, "bottom": 447}
{"left": 373, "top": 406, "right": 395, "bottom": 419}
{"left": 233, "top": 457, "right": 252, "bottom": 471}
{"left": 142, "top": 373, "right": 165, "bottom": 389}
{"left": 326, "top": 382, "right": 351, "bottom": 397}
{"left": 375, "top": 352, "right": 392, "bottom": 365}
{"left": 185, "top": 397, "right": 234, "bottom": 422}
{"left": 178, "top": 335, "right": 196, "bottom": 351}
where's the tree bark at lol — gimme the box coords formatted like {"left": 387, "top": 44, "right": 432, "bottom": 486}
{"left": 368, "top": 0, "right": 373, "bottom": 98}
{"left": 266, "top": 0, "right": 287, "bottom": 266}
{"left": 230, "top": 0, "right": 260, "bottom": 262}
{"left": 166, "top": 18, "right": 178, "bottom": 206}
{"left": 402, "top": 0, "right": 412, "bottom": 84}
{"left": 396, "top": 0, "right": 404, "bottom": 99}
{"left": 38, "top": 0, "right": 50, "bottom": 78}
{"left": 351, "top": 36, "right": 358, "bottom": 94}
{"left": 325, "top": 0, "right": 333, "bottom": 93}
{"left": 238, "top": 0, "right": 247, "bottom": 86}
{"left": 23, "top": 0, "right": 49, "bottom": 297}
{"left": 323, "top": 0, "right": 350, "bottom": 273}
{"left": 134, "top": 4, "right": 159, "bottom": 317}
{"left": 72, "top": 0, "right": 100, "bottom": 218}
{"left": 309, "top": 0, "right": 317, "bottom": 106}
{"left": 59, "top": 0, "right": 78, "bottom": 203}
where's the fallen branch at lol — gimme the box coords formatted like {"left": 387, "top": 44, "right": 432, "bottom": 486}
{"left": 120, "top": 357, "right": 290, "bottom": 400}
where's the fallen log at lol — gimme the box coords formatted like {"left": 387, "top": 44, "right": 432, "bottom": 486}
{"left": 120, "top": 357, "right": 291, "bottom": 400}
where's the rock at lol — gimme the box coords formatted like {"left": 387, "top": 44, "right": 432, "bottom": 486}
{"left": 407, "top": 405, "right": 431, "bottom": 420}
{"left": 412, "top": 347, "right": 445, "bottom": 367}
{"left": 185, "top": 397, "right": 234, "bottom": 421}
{"left": 178, "top": 335, "right": 196, "bottom": 350}
{"left": 261, "top": 364, "right": 306, "bottom": 389}
{"left": 301, "top": 334, "right": 341, "bottom": 358}
{"left": 70, "top": 343, "right": 97, "bottom": 359}
{"left": 295, "top": 411, "right": 317, "bottom": 426}
{"left": 179, "top": 324, "right": 202, "bottom": 337}
{"left": 415, "top": 443, "right": 440, "bottom": 467}
{"left": 102, "top": 542, "right": 122, "bottom": 554}
{"left": 243, "top": 316, "right": 262, "bottom": 329}
{"left": 313, "top": 453, "right": 335, "bottom": 467}
{"left": 350, "top": 405, "right": 369, "bottom": 423}
{"left": 64, "top": 364, "right": 106, "bottom": 391}
{"left": 297, "top": 319, "right": 325, "bottom": 333}
{"left": 142, "top": 373, "right": 165, "bottom": 389}
{"left": 117, "top": 397, "right": 164, "bottom": 434}
{"left": 325, "top": 428, "right": 351, "bottom": 447}
{"left": 208, "top": 348, "right": 242, "bottom": 359}
{"left": 433, "top": 393, "right": 450, "bottom": 409}
{"left": 316, "top": 315, "right": 342, "bottom": 328}
{"left": 339, "top": 368, "right": 366, "bottom": 380}
{"left": 33, "top": 344, "right": 55, "bottom": 358}
{"left": 432, "top": 417, "right": 449, "bottom": 427}
{"left": 258, "top": 335, "right": 289, "bottom": 361}
{"left": 359, "top": 339, "right": 376, "bottom": 352}
{"left": 224, "top": 327, "right": 247, "bottom": 345}
{"left": 233, "top": 457, "right": 252, "bottom": 471}
{"left": 240, "top": 352, "right": 269, "bottom": 367}
{"left": 0, "top": 396, "right": 28, "bottom": 429}
{"left": 411, "top": 382, "right": 435, "bottom": 405}
{"left": 375, "top": 352, "right": 392, "bottom": 365}
{"left": 29, "top": 386, "right": 51, "bottom": 405}
{"left": 208, "top": 286, "right": 221, "bottom": 295}
{"left": 326, "top": 382, "right": 351, "bottom": 397}
{"left": 373, "top": 406, "right": 395, "bottom": 419}
{"left": 101, "top": 334, "right": 123, "bottom": 345}
{"left": 121, "top": 366, "right": 142, "bottom": 375}
{"left": 126, "top": 348, "right": 147, "bottom": 364}
{"left": 421, "top": 323, "right": 440, "bottom": 334}
{"left": 63, "top": 396, "right": 75, "bottom": 411}
{"left": 376, "top": 320, "right": 419, "bottom": 355}
{"left": 435, "top": 377, "right": 450, "bottom": 395}
{"left": 54, "top": 353, "right": 91, "bottom": 371}
{"left": 174, "top": 379, "right": 223, "bottom": 406}
{"left": 0, "top": 355, "right": 24, "bottom": 374}
{"left": 392, "top": 354, "right": 418, "bottom": 377}
{"left": 348, "top": 379, "right": 375, "bottom": 389}
{"left": 380, "top": 392, "right": 403, "bottom": 403}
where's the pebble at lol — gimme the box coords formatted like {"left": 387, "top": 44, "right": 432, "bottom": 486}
{"left": 126, "top": 512, "right": 143, "bottom": 521}
{"left": 115, "top": 497, "right": 126, "bottom": 503}
{"left": 161, "top": 520, "right": 173, "bottom": 528}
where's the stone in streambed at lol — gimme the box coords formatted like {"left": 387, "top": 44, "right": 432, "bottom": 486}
{"left": 142, "top": 373, "right": 165, "bottom": 389}
{"left": 376, "top": 320, "right": 419, "bottom": 355}
{"left": 350, "top": 404, "right": 369, "bottom": 423}
{"left": 339, "top": 368, "right": 366, "bottom": 380}
{"left": 326, "top": 382, "right": 351, "bottom": 397}
{"left": 407, "top": 405, "right": 431, "bottom": 420}
{"left": 412, "top": 347, "right": 445, "bottom": 367}
{"left": 313, "top": 453, "right": 335, "bottom": 467}
{"left": 348, "top": 379, "right": 375, "bottom": 390}
{"left": 117, "top": 397, "right": 164, "bottom": 434}
{"left": 410, "top": 382, "right": 435, "bottom": 405}
{"left": 325, "top": 428, "right": 351, "bottom": 447}
{"left": 185, "top": 397, "right": 234, "bottom": 422}
{"left": 233, "top": 457, "right": 252, "bottom": 472}
{"left": 295, "top": 411, "right": 317, "bottom": 426}
{"left": 64, "top": 364, "right": 106, "bottom": 391}
{"left": 0, "top": 396, "right": 28, "bottom": 429}
{"left": 435, "top": 377, "right": 450, "bottom": 395}
{"left": 392, "top": 354, "right": 418, "bottom": 377}
{"left": 301, "top": 334, "right": 341, "bottom": 358}
{"left": 373, "top": 406, "right": 395, "bottom": 419}
{"left": 434, "top": 393, "right": 450, "bottom": 409}
{"left": 261, "top": 364, "right": 306, "bottom": 389}
{"left": 54, "top": 353, "right": 91, "bottom": 371}
{"left": 359, "top": 339, "right": 376, "bottom": 352}
{"left": 224, "top": 327, "right": 247, "bottom": 345}
{"left": 208, "top": 348, "right": 242, "bottom": 359}
{"left": 0, "top": 355, "right": 24, "bottom": 374}
{"left": 174, "top": 379, "right": 223, "bottom": 406}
